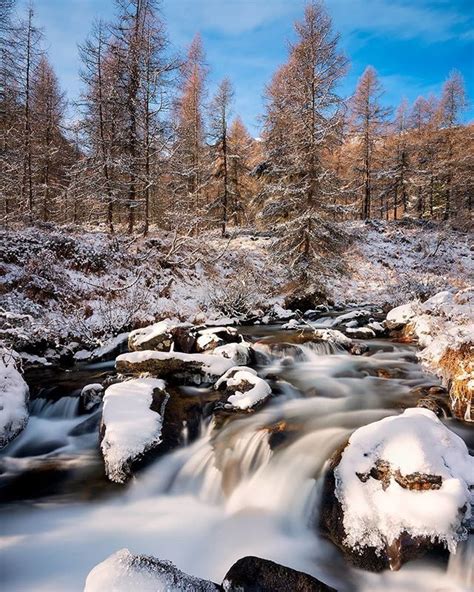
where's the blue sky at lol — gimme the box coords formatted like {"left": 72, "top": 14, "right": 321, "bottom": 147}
{"left": 24, "top": 0, "right": 474, "bottom": 133}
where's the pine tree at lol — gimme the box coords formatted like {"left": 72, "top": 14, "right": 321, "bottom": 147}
{"left": 227, "top": 116, "right": 254, "bottom": 226}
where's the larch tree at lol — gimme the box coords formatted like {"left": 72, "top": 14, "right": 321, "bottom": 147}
{"left": 409, "top": 95, "right": 439, "bottom": 218}
{"left": 208, "top": 77, "right": 234, "bottom": 236}
{"left": 350, "top": 66, "right": 390, "bottom": 220}
{"left": 260, "top": 0, "right": 348, "bottom": 279}
{"left": 227, "top": 116, "right": 254, "bottom": 226}
{"left": 16, "top": 3, "right": 43, "bottom": 222}
{"left": 437, "top": 70, "right": 467, "bottom": 220}
{"left": 30, "top": 55, "right": 68, "bottom": 222}
{"left": 171, "top": 33, "right": 208, "bottom": 234}
{"left": 78, "top": 20, "right": 123, "bottom": 230}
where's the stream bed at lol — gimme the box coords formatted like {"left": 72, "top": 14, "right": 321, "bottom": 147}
{"left": 0, "top": 325, "right": 472, "bottom": 591}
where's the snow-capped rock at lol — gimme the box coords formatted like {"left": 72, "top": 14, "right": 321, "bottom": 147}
{"left": 100, "top": 378, "right": 168, "bottom": 483}
{"left": 215, "top": 367, "right": 271, "bottom": 411}
{"left": 320, "top": 408, "right": 474, "bottom": 571}
{"left": 116, "top": 350, "right": 235, "bottom": 385}
{"left": 80, "top": 383, "right": 104, "bottom": 412}
{"left": 385, "top": 303, "right": 417, "bottom": 330}
{"left": 128, "top": 319, "right": 193, "bottom": 352}
{"left": 195, "top": 325, "right": 240, "bottom": 352}
{"left": 0, "top": 350, "right": 29, "bottom": 449}
{"left": 213, "top": 341, "right": 253, "bottom": 366}
{"left": 84, "top": 548, "right": 220, "bottom": 592}
{"left": 345, "top": 326, "right": 376, "bottom": 339}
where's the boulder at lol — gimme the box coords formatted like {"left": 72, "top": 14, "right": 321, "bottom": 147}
{"left": 100, "top": 378, "right": 168, "bottom": 483}
{"left": 115, "top": 351, "right": 235, "bottom": 386}
{"left": 80, "top": 383, "right": 104, "bottom": 412}
{"left": 385, "top": 303, "right": 416, "bottom": 330}
{"left": 320, "top": 408, "right": 474, "bottom": 572}
{"left": 222, "top": 556, "right": 336, "bottom": 592}
{"left": 128, "top": 320, "right": 194, "bottom": 352}
{"left": 215, "top": 367, "right": 272, "bottom": 411}
{"left": 195, "top": 326, "right": 241, "bottom": 352}
{"left": 84, "top": 548, "right": 221, "bottom": 592}
{"left": 0, "top": 351, "right": 29, "bottom": 449}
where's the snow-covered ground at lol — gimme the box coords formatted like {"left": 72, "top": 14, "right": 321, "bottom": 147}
{"left": 0, "top": 221, "right": 471, "bottom": 356}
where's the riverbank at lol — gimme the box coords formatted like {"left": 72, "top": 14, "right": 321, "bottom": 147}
{"left": 1, "top": 220, "right": 471, "bottom": 362}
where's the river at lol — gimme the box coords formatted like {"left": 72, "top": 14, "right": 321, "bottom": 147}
{"left": 0, "top": 324, "right": 472, "bottom": 591}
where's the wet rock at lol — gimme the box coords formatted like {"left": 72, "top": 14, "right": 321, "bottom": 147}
{"left": 115, "top": 351, "right": 235, "bottom": 386}
{"left": 80, "top": 383, "right": 104, "bottom": 413}
{"left": 222, "top": 556, "right": 336, "bottom": 592}
{"left": 412, "top": 385, "right": 452, "bottom": 418}
{"left": 284, "top": 287, "right": 329, "bottom": 313}
{"left": 84, "top": 548, "right": 221, "bottom": 592}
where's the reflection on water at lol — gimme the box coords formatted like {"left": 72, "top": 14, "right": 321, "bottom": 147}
{"left": 0, "top": 331, "right": 471, "bottom": 592}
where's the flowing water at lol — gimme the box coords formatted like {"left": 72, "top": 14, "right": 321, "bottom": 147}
{"left": 0, "top": 328, "right": 472, "bottom": 592}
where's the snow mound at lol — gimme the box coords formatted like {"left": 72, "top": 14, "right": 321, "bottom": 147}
{"left": 84, "top": 548, "right": 219, "bottom": 592}
{"left": 312, "top": 329, "right": 353, "bottom": 348}
{"left": 216, "top": 367, "right": 271, "bottom": 410}
{"left": 101, "top": 378, "right": 167, "bottom": 483}
{"left": 0, "top": 350, "right": 29, "bottom": 448}
{"left": 335, "top": 408, "right": 474, "bottom": 555}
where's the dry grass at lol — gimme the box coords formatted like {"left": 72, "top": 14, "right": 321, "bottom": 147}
{"left": 439, "top": 343, "right": 473, "bottom": 422}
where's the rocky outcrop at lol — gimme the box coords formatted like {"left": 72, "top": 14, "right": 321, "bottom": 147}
{"left": 115, "top": 350, "right": 235, "bottom": 385}
{"left": 222, "top": 556, "right": 336, "bottom": 592}
{"left": 386, "top": 290, "right": 474, "bottom": 421}
{"left": 320, "top": 408, "right": 474, "bottom": 572}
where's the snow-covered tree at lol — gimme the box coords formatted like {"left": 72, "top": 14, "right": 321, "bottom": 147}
{"left": 349, "top": 66, "right": 390, "bottom": 220}
{"left": 260, "top": 0, "right": 348, "bottom": 279}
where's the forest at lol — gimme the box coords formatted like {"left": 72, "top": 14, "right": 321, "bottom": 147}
{"left": 1, "top": 0, "right": 472, "bottom": 259}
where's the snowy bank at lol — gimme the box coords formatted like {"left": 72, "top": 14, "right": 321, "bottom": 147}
{"left": 101, "top": 378, "right": 168, "bottom": 483}
{"left": 0, "top": 350, "right": 29, "bottom": 448}
{"left": 387, "top": 289, "right": 474, "bottom": 421}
